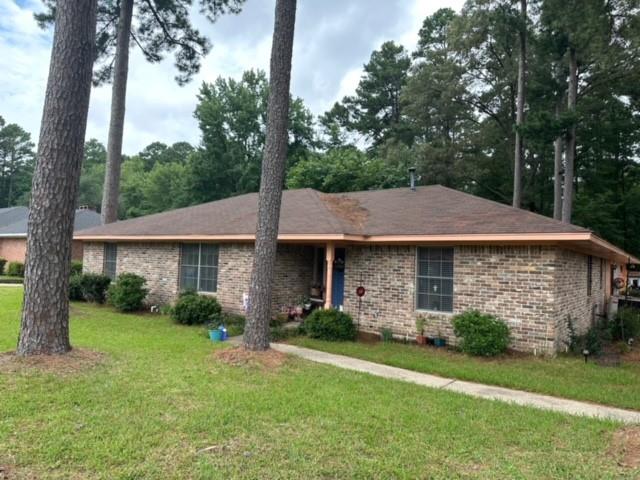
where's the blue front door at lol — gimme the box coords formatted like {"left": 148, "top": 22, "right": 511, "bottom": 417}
{"left": 332, "top": 248, "right": 346, "bottom": 308}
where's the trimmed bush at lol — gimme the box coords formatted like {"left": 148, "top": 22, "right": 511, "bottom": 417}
{"left": 304, "top": 308, "right": 356, "bottom": 341}
{"left": 69, "top": 274, "right": 84, "bottom": 301}
{"left": 6, "top": 261, "right": 24, "bottom": 277}
{"left": 70, "top": 261, "right": 83, "bottom": 276}
{"left": 0, "top": 257, "right": 6, "bottom": 275}
{"left": 108, "top": 273, "right": 148, "bottom": 312}
{"left": 172, "top": 291, "right": 222, "bottom": 325}
{"left": 80, "top": 273, "right": 111, "bottom": 303}
{"left": 453, "top": 310, "right": 510, "bottom": 356}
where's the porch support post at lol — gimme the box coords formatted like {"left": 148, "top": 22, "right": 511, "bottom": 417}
{"left": 325, "top": 242, "right": 335, "bottom": 309}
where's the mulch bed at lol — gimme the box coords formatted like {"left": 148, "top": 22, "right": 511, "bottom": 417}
{"left": 0, "top": 348, "right": 106, "bottom": 376}
{"left": 610, "top": 426, "right": 640, "bottom": 468}
{"left": 214, "top": 347, "right": 287, "bottom": 370}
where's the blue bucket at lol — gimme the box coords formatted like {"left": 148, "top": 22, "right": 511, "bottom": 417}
{"left": 209, "top": 329, "right": 223, "bottom": 342}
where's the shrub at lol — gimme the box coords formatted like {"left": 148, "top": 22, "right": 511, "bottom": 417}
{"left": 6, "top": 261, "right": 24, "bottom": 277}
{"left": 80, "top": 273, "right": 111, "bottom": 303}
{"left": 70, "top": 261, "right": 83, "bottom": 276}
{"left": 304, "top": 308, "right": 356, "bottom": 341}
{"left": 610, "top": 307, "right": 640, "bottom": 341}
{"left": 69, "top": 274, "right": 84, "bottom": 301}
{"left": 108, "top": 273, "right": 148, "bottom": 312}
{"left": 380, "top": 328, "right": 393, "bottom": 342}
{"left": 172, "top": 292, "right": 222, "bottom": 325}
{"left": 452, "top": 310, "right": 510, "bottom": 356}
{"left": 0, "top": 257, "right": 6, "bottom": 275}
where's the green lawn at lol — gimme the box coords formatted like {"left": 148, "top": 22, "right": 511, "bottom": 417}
{"left": 288, "top": 336, "right": 640, "bottom": 411}
{"left": 0, "top": 287, "right": 636, "bottom": 479}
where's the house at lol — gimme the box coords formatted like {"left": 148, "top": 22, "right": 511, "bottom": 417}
{"left": 0, "top": 206, "right": 101, "bottom": 263}
{"left": 74, "top": 185, "right": 639, "bottom": 355}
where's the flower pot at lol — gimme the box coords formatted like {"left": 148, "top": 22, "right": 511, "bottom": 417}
{"left": 434, "top": 337, "right": 447, "bottom": 347}
{"left": 209, "top": 329, "right": 223, "bottom": 342}
{"left": 416, "top": 335, "right": 427, "bottom": 345}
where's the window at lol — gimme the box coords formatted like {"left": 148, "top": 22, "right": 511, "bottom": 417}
{"left": 104, "top": 243, "right": 117, "bottom": 280}
{"left": 180, "top": 243, "right": 219, "bottom": 293}
{"left": 587, "top": 255, "right": 593, "bottom": 296}
{"left": 416, "top": 247, "right": 454, "bottom": 312}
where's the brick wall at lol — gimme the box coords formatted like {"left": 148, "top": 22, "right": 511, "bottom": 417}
{"left": 0, "top": 238, "right": 27, "bottom": 263}
{"left": 343, "top": 245, "right": 605, "bottom": 355}
{"left": 82, "top": 241, "right": 314, "bottom": 313}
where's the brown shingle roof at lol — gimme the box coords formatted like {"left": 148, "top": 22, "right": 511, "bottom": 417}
{"left": 76, "top": 185, "right": 588, "bottom": 238}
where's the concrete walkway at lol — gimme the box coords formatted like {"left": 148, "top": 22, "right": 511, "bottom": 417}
{"left": 270, "top": 342, "right": 640, "bottom": 424}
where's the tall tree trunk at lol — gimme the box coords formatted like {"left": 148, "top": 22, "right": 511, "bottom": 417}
{"left": 101, "top": 0, "right": 134, "bottom": 224}
{"left": 553, "top": 101, "right": 564, "bottom": 220}
{"left": 512, "top": 0, "right": 527, "bottom": 208}
{"left": 562, "top": 47, "right": 577, "bottom": 224}
{"left": 243, "top": 0, "right": 297, "bottom": 351}
{"left": 17, "top": 0, "right": 97, "bottom": 356}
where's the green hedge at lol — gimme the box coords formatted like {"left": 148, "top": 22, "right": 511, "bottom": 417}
{"left": 0, "top": 258, "right": 6, "bottom": 275}
{"left": 172, "top": 291, "right": 222, "bottom": 325}
{"left": 453, "top": 310, "right": 510, "bottom": 356}
{"left": 6, "top": 261, "right": 24, "bottom": 277}
{"left": 108, "top": 273, "right": 148, "bottom": 312}
{"left": 304, "top": 309, "right": 356, "bottom": 341}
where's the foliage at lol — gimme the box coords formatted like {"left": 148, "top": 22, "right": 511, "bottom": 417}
{"left": 0, "top": 116, "right": 35, "bottom": 208}
{"left": 108, "top": 273, "right": 148, "bottom": 312}
{"left": 79, "top": 273, "right": 111, "bottom": 304}
{"left": 69, "top": 274, "right": 84, "bottom": 301}
{"left": 70, "top": 261, "right": 83, "bottom": 276}
{"left": 304, "top": 309, "right": 356, "bottom": 341}
{"left": 452, "top": 310, "right": 510, "bottom": 356}
{"left": 171, "top": 291, "right": 222, "bottom": 325}
{"left": 0, "top": 258, "right": 6, "bottom": 275}
{"left": 221, "top": 311, "right": 246, "bottom": 337}
{"left": 6, "top": 261, "right": 24, "bottom": 277}
{"left": 415, "top": 315, "right": 426, "bottom": 335}
{"left": 380, "top": 328, "right": 394, "bottom": 342}
{"left": 610, "top": 307, "right": 640, "bottom": 341}
{"left": 189, "top": 70, "right": 315, "bottom": 204}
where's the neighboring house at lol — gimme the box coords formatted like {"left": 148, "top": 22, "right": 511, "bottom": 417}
{"left": 0, "top": 207, "right": 101, "bottom": 263}
{"left": 75, "top": 185, "right": 639, "bottom": 355}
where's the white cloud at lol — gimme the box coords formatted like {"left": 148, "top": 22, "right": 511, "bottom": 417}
{"left": 0, "top": 0, "right": 465, "bottom": 155}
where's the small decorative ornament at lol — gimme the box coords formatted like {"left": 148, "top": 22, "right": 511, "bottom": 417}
{"left": 583, "top": 349, "right": 590, "bottom": 363}
{"left": 356, "top": 286, "right": 366, "bottom": 297}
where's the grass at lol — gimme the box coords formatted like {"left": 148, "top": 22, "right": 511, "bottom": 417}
{"left": 288, "top": 336, "right": 640, "bottom": 411}
{"left": 0, "top": 287, "right": 637, "bottom": 479}
{"left": 0, "top": 275, "right": 22, "bottom": 284}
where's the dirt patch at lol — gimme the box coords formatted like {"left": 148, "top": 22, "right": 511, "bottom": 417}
{"left": 214, "top": 347, "right": 287, "bottom": 370}
{"left": 0, "top": 348, "right": 106, "bottom": 376}
{"left": 0, "top": 464, "right": 11, "bottom": 480}
{"left": 610, "top": 426, "right": 640, "bottom": 468}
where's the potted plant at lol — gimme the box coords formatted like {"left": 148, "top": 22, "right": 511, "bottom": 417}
{"left": 434, "top": 329, "right": 447, "bottom": 347}
{"left": 415, "top": 315, "right": 427, "bottom": 345}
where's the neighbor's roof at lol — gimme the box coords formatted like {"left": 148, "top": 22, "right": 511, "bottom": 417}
{"left": 0, "top": 208, "right": 101, "bottom": 237}
{"left": 74, "top": 186, "right": 638, "bottom": 264}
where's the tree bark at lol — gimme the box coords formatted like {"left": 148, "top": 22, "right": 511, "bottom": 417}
{"left": 512, "top": 0, "right": 526, "bottom": 208}
{"left": 101, "top": 0, "right": 134, "bottom": 224}
{"left": 553, "top": 102, "right": 563, "bottom": 220}
{"left": 243, "top": 0, "right": 297, "bottom": 351}
{"left": 17, "top": 0, "right": 97, "bottom": 356}
{"left": 562, "top": 47, "right": 577, "bottom": 224}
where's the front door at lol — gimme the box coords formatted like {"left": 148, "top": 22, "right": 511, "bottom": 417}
{"left": 332, "top": 248, "right": 346, "bottom": 308}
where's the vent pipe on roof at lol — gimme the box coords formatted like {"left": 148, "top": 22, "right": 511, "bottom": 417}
{"left": 409, "top": 167, "right": 417, "bottom": 191}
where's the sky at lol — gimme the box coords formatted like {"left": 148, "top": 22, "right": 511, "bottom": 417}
{"left": 0, "top": 0, "right": 464, "bottom": 155}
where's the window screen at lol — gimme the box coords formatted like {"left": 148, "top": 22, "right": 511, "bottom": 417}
{"left": 104, "top": 243, "right": 117, "bottom": 280}
{"left": 180, "top": 243, "right": 218, "bottom": 293}
{"left": 416, "top": 247, "right": 454, "bottom": 312}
